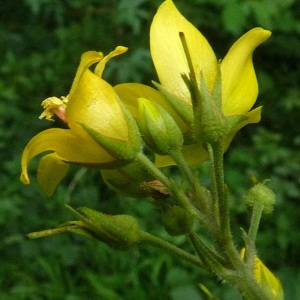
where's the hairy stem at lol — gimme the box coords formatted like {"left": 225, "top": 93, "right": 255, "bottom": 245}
{"left": 139, "top": 231, "right": 203, "bottom": 268}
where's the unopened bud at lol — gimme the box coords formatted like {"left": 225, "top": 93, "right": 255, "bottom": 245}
{"left": 69, "top": 206, "right": 141, "bottom": 250}
{"left": 137, "top": 98, "right": 183, "bottom": 155}
{"left": 160, "top": 204, "right": 194, "bottom": 236}
{"left": 245, "top": 181, "right": 276, "bottom": 214}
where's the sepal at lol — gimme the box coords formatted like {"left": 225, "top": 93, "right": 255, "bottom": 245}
{"left": 152, "top": 81, "right": 193, "bottom": 128}
{"left": 81, "top": 101, "right": 142, "bottom": 166}
{"left": 192, "top": 71, "right": 226, "bottom": 144}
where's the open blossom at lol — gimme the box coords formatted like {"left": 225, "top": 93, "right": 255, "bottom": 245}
{"left": 115, "top": 0, "right": 271, "bottom": 167}
{"left": 20, "top": 47, "right": 141, "bottom": 196}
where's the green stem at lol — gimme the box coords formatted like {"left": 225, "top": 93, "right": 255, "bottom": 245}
{"left": 207, "top": 143, "right": 220, "bottom": 226}
{"left": 135, "top": 152, "right": 195, "bottom": 216}
{"left": 141, "top": 231, "right": 269, "bottom": 300}
{"left": 245, "top": 199, "right": 264, "bottom": 269}
{"left": 188, "top": 232, "right": 228, "bottom": 273}
{"left": 234, "top": 267, "right": 270, "bottom": 300}
{"left": 248, "top": 201, "right": 264, "bottom": 247}
{"left": 139, "top": 231, "right": 203, "bottom": 268}
{"left": 208, "top": 142, "right": 241, "bottom": 268}
{"left": 207, "top": 142, "right": 270, "bottom": 299}
{"left": 170, "top": 149, "right": 208, "bottom": 212}
{"left": 209, "top": 142, "right": 227, "bottom": 231}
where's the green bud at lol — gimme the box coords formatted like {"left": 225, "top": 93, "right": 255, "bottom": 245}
{"left": 101, "top": 160, "right": 154, "bottom": 198}
{"left": 68, "top": 206, "right": 141, "bottom": 250}
{"left": 137, "top": 98, "right": 183, "bottom": 155}
{"left": 244, "top": 181, "right": 276, "bottom": 214}
{"left": 160, "top": 204, "right": 194, "bottom": 236}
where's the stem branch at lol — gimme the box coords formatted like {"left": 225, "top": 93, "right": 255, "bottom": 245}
{"left": 135, "top": 152, "right": 196, "bottom": 217}
{"left": 139, "top": 231, "right": 203, "bottom": 268}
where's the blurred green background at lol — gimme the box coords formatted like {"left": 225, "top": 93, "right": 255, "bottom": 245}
{"left": 1, "top": 0, "right": 300, "bottom": 299}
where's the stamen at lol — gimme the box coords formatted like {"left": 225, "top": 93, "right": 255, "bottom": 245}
{"left": 39, "top": 96, "right": 68, "bottom": 123}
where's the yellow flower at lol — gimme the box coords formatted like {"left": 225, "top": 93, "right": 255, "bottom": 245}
{"left": 20, "top": 47, "right": 141, "bottom": 196}
{"left": 115, "top": 0, "right": 271, "bottom": 167}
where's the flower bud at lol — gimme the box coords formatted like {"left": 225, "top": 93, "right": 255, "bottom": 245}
{"left": 160, "top": 204, "right": 194, "bottom": 236}
{"left": 73, "top": 206, "right": 141, "bottom": 250}
{"left": 244, "top": 181, "right": 276, "bottom": 214}
{"left": 137, "top": 98, "right": 183, "bottom": 155}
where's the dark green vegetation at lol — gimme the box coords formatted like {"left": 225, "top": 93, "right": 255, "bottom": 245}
{"left": 1, "top": 0, "right": 300, "bottom": 299}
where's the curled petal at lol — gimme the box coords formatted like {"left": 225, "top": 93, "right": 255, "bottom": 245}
{"left": 69, "top": 51, "right": 104, "bottom": 98}
{"left": 221, "top": 28, "right": 271, "bottom": 115}
{"left": 150, "top": 0, "right": 218, "bottom": 103}
{"left": 94, "top": 46, "right": 128, "bottom": 78}
{"left": 223, "top": 106, "right": 262, "bottom": 152}
{"left": 20, "top": 128, "right": 116, "bottom": 184}
{"left": 232, "top": 106, "right": 262, "bottom": 131}
{"left": 37, "top": 153, "right": 69, "bottom": 197}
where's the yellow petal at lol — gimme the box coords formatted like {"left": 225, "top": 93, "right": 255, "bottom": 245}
{"left": 94, "top": 46, "right": 128, "bottom": 78}
{"left": 150, "top": 0, "right": 218, "bottom": 104}
{"left": 37, "top": 153, "right": 69, "bottom": 197}
{"left": 66, "top": 66, "right": 129, "bottom": 141}
{"left": 155, "top": 142, "right": 208, "bottom": 167}
{"left": 221, "top": 28, "right": 271, "bottom": 115}
{"left": 114, "top": 83, "right": 189, "bottom": 133}
{"left": 20, "top": 128, "right": 115, "bottom": 184}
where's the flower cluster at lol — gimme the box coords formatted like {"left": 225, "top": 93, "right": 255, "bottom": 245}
{"left": 21, "top": 0, "right": 271, "bottom": 196}
{"left": 21, "top": 2, "right": 285, "bottom": 299}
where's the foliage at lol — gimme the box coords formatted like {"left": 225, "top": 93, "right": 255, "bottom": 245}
{"left": 1, "top": 0, "right": 300, "bottom": 299}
